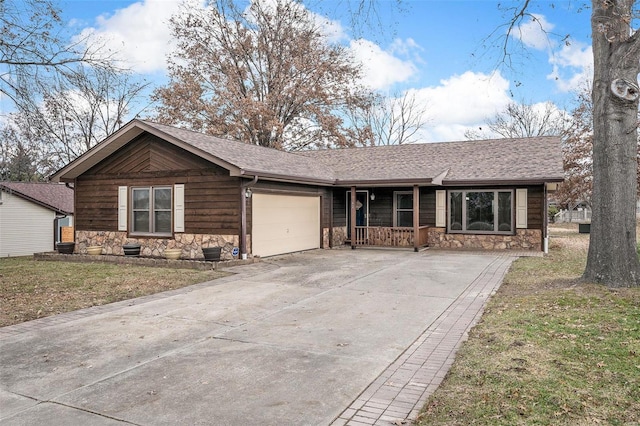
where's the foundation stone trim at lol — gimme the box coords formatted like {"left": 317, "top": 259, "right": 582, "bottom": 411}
{"left": 75, "top": 231, "right": 244, "bottom": 261}
{"left": 427, "top": 228, "right": 542, "bottom": 251}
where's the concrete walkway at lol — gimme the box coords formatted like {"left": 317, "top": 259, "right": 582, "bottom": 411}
{"left": 331, "top": 253, "right": 515, "bottom": 425}
{"left": 0, "top": 249, "right": 518, "bottom": 425}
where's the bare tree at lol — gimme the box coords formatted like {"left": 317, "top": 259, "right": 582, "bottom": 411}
{"left": 465, "top": 101, "right": 566, "bottom": 140}
{"left": 309, "top": 0, "right": 406, "bottom": 40}
{"left": 153, "top": 0, "right": 375, "bottom": 150}
{"left": 2, "top": 66, "right": 148, "bottom": 176}
{"left": 0, "top": 0, "right": 108, "bottom": 110}
{"left": 363, "top": 91, "right": 429, "bottom": 146}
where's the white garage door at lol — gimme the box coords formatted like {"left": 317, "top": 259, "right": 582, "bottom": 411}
{"left": 252, "top": 193, "right": 321, "bottom": 257}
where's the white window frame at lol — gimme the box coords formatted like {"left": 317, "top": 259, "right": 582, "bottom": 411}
{"left": 130, "top": 186, "right": 173, "bottom": 236}
{"left": 393, "top": 191, "right": 414, "bottom": 227}
{"left": 448, "top": 189, "right": 514, "bottom": 235}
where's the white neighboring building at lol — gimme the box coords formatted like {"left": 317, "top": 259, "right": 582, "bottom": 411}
{"left": 0, "top": 182, "right": 74, "bottom": 257}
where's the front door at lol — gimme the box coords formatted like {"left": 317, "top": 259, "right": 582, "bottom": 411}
{"left": 346, "top": 190, "right": 368, "bottom": 238}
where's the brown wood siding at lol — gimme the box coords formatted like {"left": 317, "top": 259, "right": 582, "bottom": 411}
{"left": 527, "top": 185, "right": 544, "bottom": 230}
{"left": 420, "top": 189, "right": 436, "bottom": 227}
{"left": 333, "top": 189, "right": 347, "bottom": 227}
{"left": 76, "top": 136, "right": 242, "bottom": 235}
{"left": 369, "top": 189, "right": 393, "bottom": 226}
{"left": 89, "top": 134, "right": 212, "bottom": 175}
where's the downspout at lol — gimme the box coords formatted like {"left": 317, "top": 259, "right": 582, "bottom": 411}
{"left": 544, "top": 183, "right": 549, "bottom": 254}
{"left": 61, "top": 182, "right": 75, "bottom": 248}
{"left": 240, "top": 176, "right": 258, "bottom": 260}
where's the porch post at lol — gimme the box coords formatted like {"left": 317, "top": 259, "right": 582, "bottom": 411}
{"left": 350, "top": 186, "right": 357, "bottom": 249}
{"left": 328, "top": 189, "right": 334, "bottom": 248}
{"left": 413, "top": 185, "right": 420, "bottom": 252}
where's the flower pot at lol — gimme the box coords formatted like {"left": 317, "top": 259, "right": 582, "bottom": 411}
{"left": 56, "top": 242, "right": 75, "bottom": 254}
{"left": 164, "top": 248, "right": 182, "bottom": 260}
{"left": 202, "top": 247, "right": 222, "bottom": 261}
{"left": 123, "top": 243, "right": 141, "bottom": 257}
{"left": 86, "top": 246, "right": 102, "bottom": 255}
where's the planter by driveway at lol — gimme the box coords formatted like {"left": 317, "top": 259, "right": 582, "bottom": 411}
{"left": 0, "top": 249, "right": 517, "bottom": 425}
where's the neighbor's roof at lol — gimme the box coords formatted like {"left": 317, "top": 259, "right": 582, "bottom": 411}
{"left": 0, "top": 182, "right": 74, "bottom": 214}
{"left": 50, "top": 119, "right": 564, "bottom": 186}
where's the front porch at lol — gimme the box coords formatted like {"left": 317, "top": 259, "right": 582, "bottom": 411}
{"left": 335, "top": 185, "right": 545, "bottom": 253}
{"left": 344, "top": 185, "right": 431, "bottom": 252}
{"left": 352, "top": 225, "right": 430, "bottom": 250}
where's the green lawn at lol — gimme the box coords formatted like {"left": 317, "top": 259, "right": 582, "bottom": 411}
{"left": 416, "top": 227, "right": 640, "bottom": 425}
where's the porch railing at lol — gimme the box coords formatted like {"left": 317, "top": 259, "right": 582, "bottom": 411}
{"left": 353, "top": 226, "right": 430, "bottom": 248}
{"left": 417, "top": 225, "right": 430, "bottom": 247}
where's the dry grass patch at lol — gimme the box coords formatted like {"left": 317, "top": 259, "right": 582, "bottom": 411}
{"left": 0, "top": 257, "right": 228, "bottom": 327}
{"left": 416, "top": 225, "right": 640, "bottom": 425}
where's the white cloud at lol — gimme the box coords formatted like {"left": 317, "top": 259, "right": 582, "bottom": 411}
{"left": 547, "top": 41, "right": 593, "bottom": 92}
{"left": 416, "top": 71, "right": 511, "bottom": 124}
{"left": 350, "top": 38, "right": 418, "bottom": 90}
{"left": 75, "top": 0, "right": 187, "bottom": 74}
{"left": 390, "top": 38, "right": 424, "bottom": 62}
{"left": 516, "top": 13, "right": 555, "bottom": 50}
{"left": 407, "top": 71, "right": 512, "bottom": 142}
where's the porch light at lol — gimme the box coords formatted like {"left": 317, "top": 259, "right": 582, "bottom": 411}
{"left": 370, "top": 193, "right": 375, "bottom": 201}
{"left": 245, "top": 188, "right": 252, "bottom": 198}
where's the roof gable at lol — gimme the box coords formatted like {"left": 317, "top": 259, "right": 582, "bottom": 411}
{"left": 0, "top": 182, "right": 74, "bottom": 214}
{"left": 50, "top": 119, "right": 564, "bottom": 186}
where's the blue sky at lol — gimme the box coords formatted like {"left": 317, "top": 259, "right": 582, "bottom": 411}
{"left": 55, "top": 0, "right": 593, "bottom": 141}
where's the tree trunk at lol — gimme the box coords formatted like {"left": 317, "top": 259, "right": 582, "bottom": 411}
{"left": 584, "top": 0, "right": 640, "bottom": 287}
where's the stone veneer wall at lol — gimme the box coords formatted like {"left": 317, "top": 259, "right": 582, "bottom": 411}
{"left": 330, "top": 226, "right": 348, "bottom": 247}
{"left": 75, "top": 231, "right": 247, "bottom": 260}
{"left": 322, "top": 228, "right": 330, "bottom": 249}
{"left": 427, "top": 228, "right": 542, "bottom": 251}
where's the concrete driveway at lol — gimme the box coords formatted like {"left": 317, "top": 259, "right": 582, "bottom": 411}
{"left": 0, "top": 249, "right": 514, "bottom": 425}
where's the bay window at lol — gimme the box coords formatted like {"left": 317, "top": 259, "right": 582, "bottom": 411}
{"left": 449, "top": 190, "right": 513, "bottom": 234}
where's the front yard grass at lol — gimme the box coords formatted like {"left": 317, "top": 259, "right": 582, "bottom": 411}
{"left": 0, "top": 258, "right": 228, "bottom": 327}
{"left": 416, "top": 224, "right": 640, "bottom": 425}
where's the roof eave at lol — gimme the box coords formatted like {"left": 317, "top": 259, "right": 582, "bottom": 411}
{"left": 442, "top": 177, "right": 565, "bottom": 186}
{"left": 334, "top": 178, "right": 434, "bottom": 187}
{"left": 238, "top": 170, "right": 335, "bottom": 186}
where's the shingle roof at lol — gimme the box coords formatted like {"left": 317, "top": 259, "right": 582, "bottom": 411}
{"left": 300, "top": 136, "right": 564, "bottom": 184}
{"left": 0, "top": 182, "right": 74, "bottom": 214}
{"left": 142, "top": 122, "right": 334, "bottom": 184}
{"left": 50, "top": 119, "right": 564, "bottom": 186}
